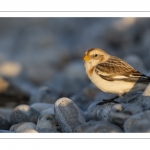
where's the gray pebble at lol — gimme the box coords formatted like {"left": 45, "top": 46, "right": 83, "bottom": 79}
{"left": 54, "top": 97, "right": 86, "bottom": 132}
{"left": 36, "top": 114, "right": 59, "bottom": 133}
{"left": 74, "top": 120, "right": 123, "bottom": 133}
{"left": 137, "top": 96, "right": 150, "bottom": 110}
{"left": 87, "top": 101, "right": 116, "bottom": 121}
{"left": 117, "top": 92, "right": 142, "bottom": 103}
{"left": 0, "top": 115, "right": 11, "bottom": 130}
{"left": 30, "top": 86, "right": 59, "bottom": 105}
{"left": 30, "top": 102, "right": 54, "bottom": 113}
{"left": 10, "top": 104, "right": 40, "bottom": 125}
{"left": 109, "top": 103, "right": 143, "bottom": 126}
{"left": 10, "top": 122, "right": 36, "bottom": 133}
{"left": 124, "top": 110, "right": 150, "bottom": 132}
{"left": 41, "top": 107, "right": 54, "bottom": 115}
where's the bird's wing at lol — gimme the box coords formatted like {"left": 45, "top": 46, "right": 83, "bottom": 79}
{"left": 95, "top": 56, "right": 150, "bottom": 82}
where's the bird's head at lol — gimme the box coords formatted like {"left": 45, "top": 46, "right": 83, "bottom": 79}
{"left": 84, "top": 48, "right": 110, "bottom": 67}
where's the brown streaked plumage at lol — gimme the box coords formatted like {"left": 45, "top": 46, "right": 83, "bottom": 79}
{"left": 84, "top": 48, "right": 150, "bottom": 104}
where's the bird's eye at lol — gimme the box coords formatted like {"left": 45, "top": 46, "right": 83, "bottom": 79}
{"left": 94, "top": 54, "right": 98, "bottom": 57}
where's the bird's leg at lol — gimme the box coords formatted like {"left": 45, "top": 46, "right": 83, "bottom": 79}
{"left": 97, "top": 95, "right": 119, "bottom": 105}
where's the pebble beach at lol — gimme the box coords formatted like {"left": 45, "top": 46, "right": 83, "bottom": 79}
{"left": 0, "top": 18, "right": 150, "bottom": 133}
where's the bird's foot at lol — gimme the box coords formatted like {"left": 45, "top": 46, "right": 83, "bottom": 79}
{"left": 97, "top": 96, "right": 119, "bottom": 105}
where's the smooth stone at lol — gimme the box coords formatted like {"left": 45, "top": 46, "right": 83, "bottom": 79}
{"left": 74, "top": 120, "right": 123, "bottom": 133}
{"left": 10, "top": 122, "right": 36, "bottom": 133}
{"left": 10, "top": 104, "right": 40, "bottom": 125}
{"left": 41, "top": 107, "right": 54, "bottom": 115}
{"left": 137, "top": 96, "right": 150, "bottom": 111}
{"left": 30, "top": 102, "right": 54, "bottom": 113}
{"left": 117, "top": 92, "right": 142, "bottom": 103}
{"left": 87, "top": 101, "right": 116, "bottom": 121}
{"left": 109, "top": 103, "right": 143, "bottom": 126}
{"left": 124, "top": 110, "right": 150, "bottom": 133}
{"left": 54, "top": 97, "right": 86, "bottom": 132}
{"left": 0, "top": 115, "right": 11, "bottom": 130}
{"left": 36, "top": 114, "right": 59, "bottom": 132}
{"left": 30, "top": 86, "right": 59, "bottom": 105}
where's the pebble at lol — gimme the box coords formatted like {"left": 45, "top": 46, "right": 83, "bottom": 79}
{"left": 10, "top": 104, "right": 40, "bottom": 125}
{"left": 30, "top": 102, "right": 54, "bottom": 113}
{"left": 117, "top": 92, "right": 142, "bottom": 103}
{"left": 124, "top": 110, "right": 150, "bottom": 133}
{"left": 41, "top": 107, "right": 54, "bottom": 115}
{"left": 30, "top": 86, "right": 59, "bottom": 105}
{"left": 137, "top": 96, "right": 150, "bottom": 110}
{"left": 87, "top": 101, "right": 116, "bottom": 121}
{"left": 54, "top": 97, "right": 86, "bottom": 132}
{"left": 10, "top": 122, "right": 36, "bottom": 133}
{"left": 74, "top": 120, "right": 123, "bottom": 133}
{"left": 0, "top": 115, "right": 11, "bottom": 130}
{"left": 36, "top": 114, "right": 59, "bottom": 133}
{"left": 109, "top": 103, "right": 143, "bottom": 126}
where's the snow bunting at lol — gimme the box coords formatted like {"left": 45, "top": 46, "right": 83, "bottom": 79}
{"left": 84, "top": 48, "right": 150, "bottom": 104}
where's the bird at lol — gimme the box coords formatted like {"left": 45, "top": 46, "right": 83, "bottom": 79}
{"left": 84, "top": 48, "right": 150, "bottom": 105}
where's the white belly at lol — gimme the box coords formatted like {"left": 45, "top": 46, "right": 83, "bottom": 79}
{"left": 89, "top": 71, "right": 145, "bottom": 96}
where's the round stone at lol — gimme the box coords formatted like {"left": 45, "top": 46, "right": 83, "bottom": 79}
{"left": 10, "top": 122, "right": 36, "bottom": 133}
{"left": 124, "top": 110, "right": 150, "bottom": 132}
{"left": 30, "top": 102, "right": 54, "bottom": 113}
{"left": 36, "top": 114, "right": 59, "bottom": 132}
{"left": 41, "top": 107, "right": 54, "bottom": 115}
{"left": 10, "top": 104, "right": 40, "bottom": 125}
{"left": 108, "top": 103, "right": 143, "bottom": 126}
{"left": 54, "top": 97, "right": 86, "bottom": 132}
{"left": 87, "top": 101, "right": 116, "bottom": 121}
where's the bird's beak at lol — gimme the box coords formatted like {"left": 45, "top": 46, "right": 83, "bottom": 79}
{"left": 84, "top": 55, "right": 90, "bottom": 61}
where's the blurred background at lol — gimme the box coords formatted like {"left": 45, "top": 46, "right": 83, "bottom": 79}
{"left": 0, "top": 17, "right": 150, "bottom": 110}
